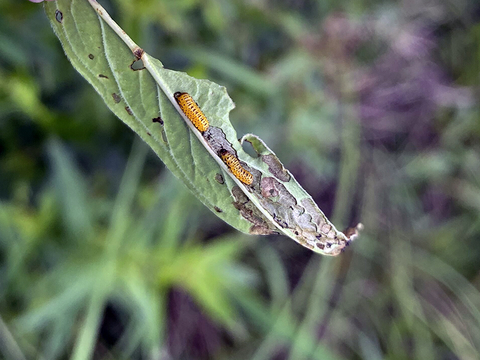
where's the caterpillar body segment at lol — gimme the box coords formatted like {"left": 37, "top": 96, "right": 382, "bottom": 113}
{"left": 174, "top": 92, "right": 210, "bottom": 133}
{"left": 219, "top": 149, "right": 254, "bottom": 185}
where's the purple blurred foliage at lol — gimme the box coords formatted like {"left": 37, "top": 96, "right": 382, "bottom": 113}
{"left": 356, "top": 25, "right": 472, "bottom": 148}
{"left": 321, "top": 13, "right": 366, "bottom": 60}
{"left": 98, "top": 304, "right": 127, "bottom": 349}
{"left": 271, "top": 350, "right": 289, "bottom": 360}
{"left": 167, "top": 289, "right": 223, "bottom": 360}
{"left": 422, "top": 184, "right": 453, "bottom": 221}
{"left": 308, "top": 13, "right": 472, "bottom": 150}
{"left": 29, "top": 0, "right": 54, "bottom": 2}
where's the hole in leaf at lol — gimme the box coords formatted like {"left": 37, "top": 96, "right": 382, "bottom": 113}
{"left": 241, "top": 139, "right": 258, "bottom": 158}
{"left": 55, "top": 10, "right": 63, "bottom": 23}
{"left": 130, "top": 59, "right": 145, "bottom": 71}
{"left": 215, "top": 173, "right": 224, "bottom": 184}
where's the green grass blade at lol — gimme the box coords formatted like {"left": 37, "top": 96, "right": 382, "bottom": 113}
{"left": 48, "top": 138, "right": 93, "bottom": 240}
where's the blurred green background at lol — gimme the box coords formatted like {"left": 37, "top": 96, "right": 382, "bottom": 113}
{"left": 1, "top": 0, "right": 480, "bottom": 359}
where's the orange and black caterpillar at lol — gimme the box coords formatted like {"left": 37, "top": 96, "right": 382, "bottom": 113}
{"left": 219, "top": 149, "right": 253, "bottom": 185}
{"left": 174, "top": 92, "right": 209, "bottom": 133}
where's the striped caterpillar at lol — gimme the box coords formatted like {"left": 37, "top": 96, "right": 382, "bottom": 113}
{"left": 174, "top": 92, "right": 209, "bottom": 133}
{"left": 219, "top": 149, "right": 253, "bottom": 185}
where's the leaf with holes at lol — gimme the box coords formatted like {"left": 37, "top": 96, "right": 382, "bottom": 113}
{"left": 44, "top": 0, "right": 361, "bottom": 255}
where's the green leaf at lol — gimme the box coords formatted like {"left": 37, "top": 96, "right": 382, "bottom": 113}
{"left": 44, "top": 0, "right": 361, "bottom": 255}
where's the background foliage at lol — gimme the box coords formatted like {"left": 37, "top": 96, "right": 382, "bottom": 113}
{"left": 1, "top": 0, "right": 480, "bottom": 359}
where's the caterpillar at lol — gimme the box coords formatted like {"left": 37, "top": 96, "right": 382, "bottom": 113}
{"left": 174, "top": 92, "right": 209, "bottom": 133}
{"left": 219, "top": 149, "right": 253, "bottom": 185}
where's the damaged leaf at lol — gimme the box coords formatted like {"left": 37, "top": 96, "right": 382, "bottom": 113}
{"left": 44, "top": 0, "right": 361, "bottom": 255}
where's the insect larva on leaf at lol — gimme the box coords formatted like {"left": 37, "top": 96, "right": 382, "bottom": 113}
{"left": 174, "top": 92, "right": 209, "bottom": 133}
{"left": 219, "top": 149, "right": 254, "bottom": 185}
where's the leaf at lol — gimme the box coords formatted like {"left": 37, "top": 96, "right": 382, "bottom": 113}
{"left": 44, "top": 0, "right": 361, "bottom": 255}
